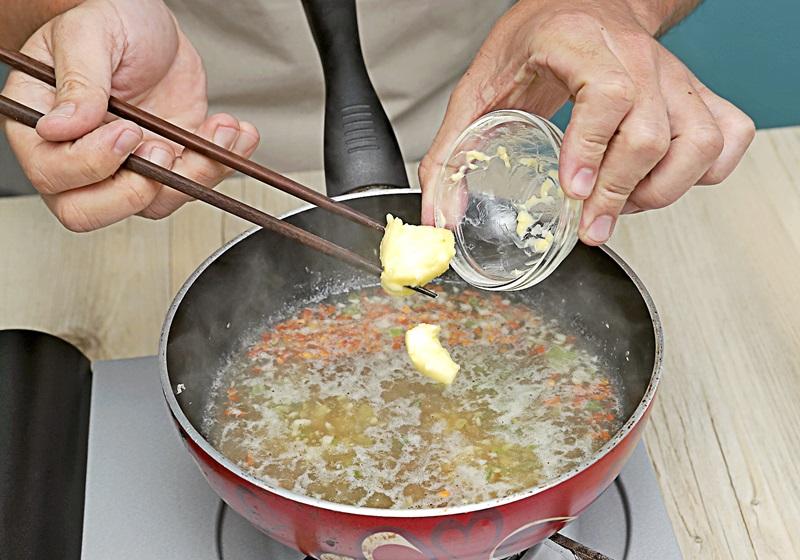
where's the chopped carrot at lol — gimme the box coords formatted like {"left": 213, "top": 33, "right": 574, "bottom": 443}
{"left": 437, "top": 489, "right": 450, "bottom": 498}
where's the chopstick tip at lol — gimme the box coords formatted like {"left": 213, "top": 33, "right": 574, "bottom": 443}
{"left": 410, "top": 285, "right": 438, "bottom": 299}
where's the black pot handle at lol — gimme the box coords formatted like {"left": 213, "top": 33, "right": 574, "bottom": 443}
{"left": 301, "top": 0, "right": 410, "bottom": 197}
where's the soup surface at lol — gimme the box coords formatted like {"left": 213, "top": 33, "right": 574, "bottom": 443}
{"left": 204, "top": 285, "right": 624, "bottom": 509}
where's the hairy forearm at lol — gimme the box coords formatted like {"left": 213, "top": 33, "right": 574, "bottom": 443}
{"left": 628, "top": 0, "right": 703, "bottom": 36}
{"left": 0, "top": 0, "right": 83, "bottom": 49}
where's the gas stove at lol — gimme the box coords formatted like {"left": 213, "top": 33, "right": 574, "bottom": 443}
{"left": 78, "top": 357, "right": 682, "bottom": 560}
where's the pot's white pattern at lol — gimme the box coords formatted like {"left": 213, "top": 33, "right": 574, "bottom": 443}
{"left": 362, "top": 532, "right": 423, "bottom": 559}
{"left": 319, "top": 531, "right": 422, "bottom": 560}
{"left": 490, "top": 517, "right": 576, "bottom": 559}
{"left": 319, "top": 518, "right": 576, "bottom": 560}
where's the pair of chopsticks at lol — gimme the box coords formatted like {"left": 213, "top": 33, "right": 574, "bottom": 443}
{"left": 0, "top": 48, "right": 436, "bottom": 299}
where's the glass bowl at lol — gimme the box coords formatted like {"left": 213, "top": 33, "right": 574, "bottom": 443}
{"left": 433, "top": 110, "right": 581, "bottom": 291}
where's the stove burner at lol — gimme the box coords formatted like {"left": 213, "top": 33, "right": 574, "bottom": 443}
{"left": 213, "top": 501, "right": 613, "bottom": 560}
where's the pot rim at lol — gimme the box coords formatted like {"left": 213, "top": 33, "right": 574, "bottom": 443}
{"left": 159, "top": 188, "right": 664, "bottom": 518}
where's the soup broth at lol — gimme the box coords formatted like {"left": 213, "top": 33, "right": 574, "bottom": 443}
{"left": 203, "top": 285, "right": 624, "bottom": 509}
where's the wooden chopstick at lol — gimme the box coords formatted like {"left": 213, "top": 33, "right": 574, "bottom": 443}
{"left": 0, "top": 49, "right": 436, "bottom": 298}
{"left": 0, "top": 94, "right": 386, "bottom": 277}
{"left": 0, "top": 47, "right": 385, "bottom": 233}
{"left": 0, "top": 95, "right": 436, "bottom": 299}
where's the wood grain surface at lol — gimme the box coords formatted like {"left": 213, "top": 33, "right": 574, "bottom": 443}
{"left": 1, "top": 129, "right": 798, "bottom": 559}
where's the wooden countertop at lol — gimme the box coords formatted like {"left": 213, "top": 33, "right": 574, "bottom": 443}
{"left": 2, "top": 127, "right": 799, "bottom": 558}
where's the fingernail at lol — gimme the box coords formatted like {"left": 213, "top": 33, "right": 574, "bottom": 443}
{"left": 147, "top": 146, "right": 173, "bottom": 169}
{"left": 46, "top": 103, "right": 76, "bottom": 119}
{"left": 114, "top": 129, "right": 141, "bottom": 154}
{"left": 571, "top": 168, "right": 595, "bottom": 198}
{"left": 213, "top": 126, "right": 238, "bottom": 148}
{"left": 587, "top": 215, "right": 614, "bottom": 243}
{"left": 232, "top": 130, "right": 258, "bottom": 154}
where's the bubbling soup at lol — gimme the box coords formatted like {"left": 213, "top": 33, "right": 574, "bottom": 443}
{"left": 203, "top": 285, "right": 625, "bottom": 509}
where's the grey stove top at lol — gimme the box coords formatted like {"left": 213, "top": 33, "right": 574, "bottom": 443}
{"left": 81, "top": 357, "right": 682, "bottom": 560}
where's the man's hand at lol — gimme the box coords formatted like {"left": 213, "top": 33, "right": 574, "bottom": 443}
{"left": 2, "top": 0, "right": 260, "bottom": 232}
{"left": 420, "top": 0, "right": 755, "bottom": 245}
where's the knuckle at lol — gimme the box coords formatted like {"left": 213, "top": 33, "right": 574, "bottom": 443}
{"left": 27, "top": 161, "right": 65, "bottom": 195}
{"left": 577, "top": 131, "right": 611, "bottom": 160}
{"left": 418, "top": 153, "right": 439, "bottom": 186}
{"left": 59, "top": 70, "right": 108, "bottom": 102}
{"left": 137, "top": 208, "right": 160, "bottom": 220}
{"left": 119, "top": 178, "right": 156, "bottom": 213}
{"left": 687, "top": 125, "right": 725, "bottom": 163}
{"left": 418, "top": 154, "right": 433, "bottom": 177}
{"left": 733, "top": 113, "right": 756, "bottom": 143}
{"left": 53, "top": 199, "right": 98, "bottom": 233}
{"left": 191, "top": 163, "right": 225, "bottom": 186}
{"left": 599, "top": 179, "right": 635, "bottom": 202}
{"left": 639, "top": 188, "right": 683, "bottom": 210}
{"left": 699, "top": 165, "right": 728, "bottom": 186}
{"left": 206, "top": 112, "right": 239, "bottom": 132}
{"left": 594, "top": 73, "right": 636, "bottom": 108}
{"left": 77, "top": 151, "right": 113, "bottom": 183}
{"left": 625, "top": 127, "right": 670, "bottom": 160}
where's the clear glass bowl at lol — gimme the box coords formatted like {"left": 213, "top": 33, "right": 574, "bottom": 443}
{"left": 433, "top": 110, "right": 581, "bottom": 291}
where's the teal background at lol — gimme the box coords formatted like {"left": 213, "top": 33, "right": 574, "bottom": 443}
{"left": 552, "top": 0, "right": 800, "bottom": 130}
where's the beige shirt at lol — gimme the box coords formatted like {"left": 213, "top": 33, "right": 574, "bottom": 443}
{"left": 165, "top": 1, "right": 513, "bottom": 176}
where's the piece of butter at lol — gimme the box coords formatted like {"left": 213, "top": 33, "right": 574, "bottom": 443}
{"left": 540, "top": 176, "right": 556, "bottom": 198}
{"left": 496, "top": 146, "right": 511, "bottom": 168}
{"left": 519, "top": 157, "right": 540, "bottom": 169}
{"left": 379, "top": 214, "right": 455, "bottom": 296}
{"left": 515, "top": 207, "right": 535, "bottom": 238}
{"left": 405, "top": 324, "right": 461, "bottom": 384}
{"left": 450, "top": 165, "right": 468, "bottom": 183}
{"left": 527, "top": 231, "right": 555, "bottom": 253}
{"left": 465, "top": 150, "right": 493, "bottom": 164}
{"left": 523, "top": 193, "right": 554, "bottom": 209}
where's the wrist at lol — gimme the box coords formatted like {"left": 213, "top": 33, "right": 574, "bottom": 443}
{"left": 626, "top": 0, "right": 701, "bottom": 37}
{"left": 625, "top": 0, "right": 666, "bottom": 35}
{"left": 513, "top": 0, "right": 674, "bottom": 37}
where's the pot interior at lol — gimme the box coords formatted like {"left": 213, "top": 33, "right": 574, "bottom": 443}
{"left": 164, "top": 192, "right": 657, "bottom": 467}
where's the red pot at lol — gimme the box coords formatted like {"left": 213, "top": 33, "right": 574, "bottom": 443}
{"left": 160, "top": 191, "right": 663, "bottom": 560}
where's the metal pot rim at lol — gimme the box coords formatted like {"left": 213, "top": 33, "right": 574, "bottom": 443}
{"left": 159, "top": 188, "right": 664, "bottom": 518}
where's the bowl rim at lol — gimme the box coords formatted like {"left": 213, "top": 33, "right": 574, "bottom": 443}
{"left": 158, "top": 188, "right": 664, "bottom": 519}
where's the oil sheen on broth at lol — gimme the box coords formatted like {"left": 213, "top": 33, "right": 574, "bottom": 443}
{"left": 204, "top": 285, "right": 624, "bottom": 509}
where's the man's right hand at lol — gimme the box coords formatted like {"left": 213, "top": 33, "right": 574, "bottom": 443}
{"left": 2, "top": 0, "right": 260, "bottom": 232}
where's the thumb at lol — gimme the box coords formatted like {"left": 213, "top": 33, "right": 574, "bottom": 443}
{"left": 36, "top": 8, "right": 118, "bottom": 142}
{"left": 419, "top": 78, "right": 485, "bottom": 225}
